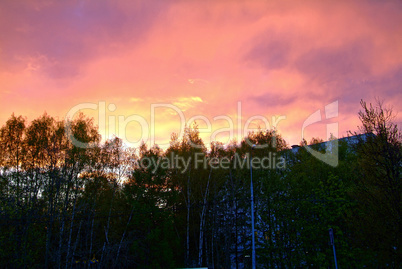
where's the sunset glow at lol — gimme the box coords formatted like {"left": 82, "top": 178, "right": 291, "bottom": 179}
{"left": 1, "top": 0, "right": 401, "bottom": 148}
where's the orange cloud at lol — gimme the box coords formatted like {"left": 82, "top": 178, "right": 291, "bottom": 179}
{"left": 1, "top": 0, "right": 401, "bottom": 149}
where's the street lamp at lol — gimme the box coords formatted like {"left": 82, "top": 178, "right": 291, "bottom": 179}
{"left": 329, "top": 228, "right": 338, "bottom": 269}
{"left": 250, "top": 144, "right": 256, "bottom": 269}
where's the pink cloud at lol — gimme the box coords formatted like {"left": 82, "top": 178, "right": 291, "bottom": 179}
{"left": 1, "top": 0, "right": 401, "bottom": 148}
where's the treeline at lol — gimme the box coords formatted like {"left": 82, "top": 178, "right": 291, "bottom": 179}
{"left": 0, "top": 100, "right": 400, "bottom": 268}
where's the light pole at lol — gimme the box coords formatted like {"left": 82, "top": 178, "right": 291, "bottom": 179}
{"left": 329, "top": 228, "right": 338, "bottom": 269}
{"left": 250, "top": 144, "right": 256, "bottom": 269}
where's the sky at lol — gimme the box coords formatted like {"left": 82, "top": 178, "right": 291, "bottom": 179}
{"left": 1, "top": 0, "right": 401, "bottom": 149}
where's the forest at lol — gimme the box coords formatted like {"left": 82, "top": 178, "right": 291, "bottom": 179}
{"left": 0, "top": 100, "right": 400, "bottom": 268}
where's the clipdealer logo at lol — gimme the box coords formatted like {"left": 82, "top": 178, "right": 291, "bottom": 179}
{"left": 64, "top": 101, "right": 286, "bottom": 149}
{"left": 64, "top": 100, "right": 339, "bottom": 167}
{"left": 301, "top": 101, "right": 339, "bottom": 167}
